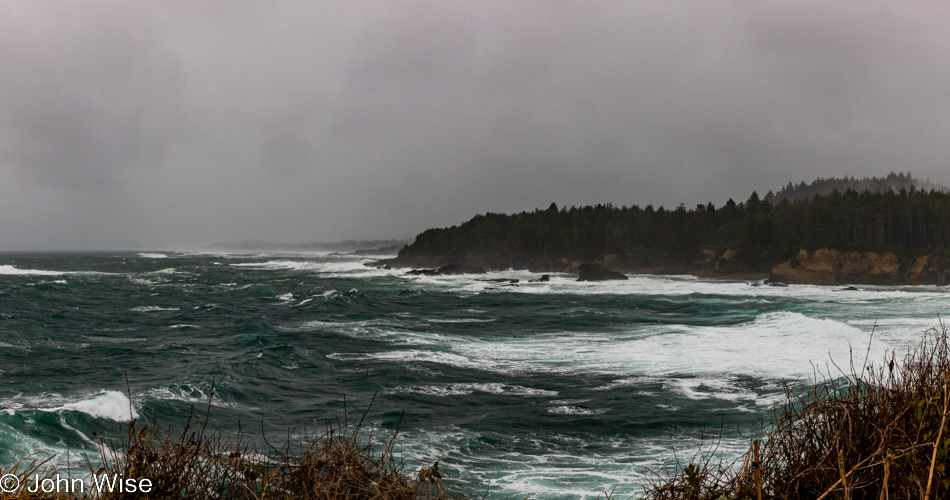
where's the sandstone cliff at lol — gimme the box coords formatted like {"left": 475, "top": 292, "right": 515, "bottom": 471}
{"left": 770, "top": 249, "right": 950, "bottom": 286}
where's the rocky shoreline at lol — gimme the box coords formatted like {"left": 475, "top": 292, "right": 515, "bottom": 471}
{"left": 768, "top": 248, "right": 950, "bottom": 286}
{"left": 370, "top": 248, "right": 950, "bottom": 286}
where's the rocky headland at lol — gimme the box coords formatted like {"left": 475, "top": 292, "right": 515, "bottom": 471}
{"left": 373, "top": 176, "right": 950, "bottom": 286}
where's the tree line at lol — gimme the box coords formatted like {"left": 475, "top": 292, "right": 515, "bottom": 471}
{"left": 763, "top": 171, "right": 946, "bottom": 204}
{"left": 401, "top": 185, "right": 950, "bottom": 271}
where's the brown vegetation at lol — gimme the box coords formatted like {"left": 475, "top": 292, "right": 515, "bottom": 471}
{"left": 645, "top": 327, "right": 950, "bottom": 499}
{"left": 0, "top": 395, "right": 452, "bottom": 499}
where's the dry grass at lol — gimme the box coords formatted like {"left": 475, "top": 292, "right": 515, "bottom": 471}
{"left": 0, "top": 394, "right": 453, "bottom": 499}
{"left": 644, "top": 326, "right": 950, "bottom": 500}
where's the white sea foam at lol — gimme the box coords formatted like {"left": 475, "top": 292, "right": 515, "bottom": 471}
{"left": 395, "top": 426, "right": 754, "bottom": 499}
{"left": 327, "top": 350, "right": 494, "bottom": 371}
{"left": 328, "top": 311, "right": 894, "bottom": 384}
{"left": 547, "top": 406, "right": 608, "bottom": 415}
{"left": 231, "top": 260, "right": 316, "bottom": 270}
{"left": 285, "top": 319, "right": 449, "bottom": 345}
{"left": 128, "top": 277, "right": 162, "bottom": 285}
{"left": 130, "top": 306, "right": 180, "bottom": 312}
{"left": 58, "top": 414, "right": 97, "bottom": 446}
{"left": 138, "top": 253, "right": 168, "bottom": 259}
{"left": 43, "top": 391, "right": 139, "bottom": 422}
{"left": 146, "top": 383, "right": 243, "bottom": 409}
{"left": 664, "top": 378, "right": 758, "bottom": 402}
{"left": 230, "top": 259, "right": 389, "bottom": 277}
{"left": 0, "top": 265, "right": 64, "bottom": 276}
{"left": 426, "top": 318, "right": 496, "bottom": 323}
{"left": 276, "top": 293, "right": 294, "bottom": 302}
{"left": 590, "top": 375, "right": 765, "bottom": 404}
{"left": 388, "top": 383, "right": 557, "bottom": 397}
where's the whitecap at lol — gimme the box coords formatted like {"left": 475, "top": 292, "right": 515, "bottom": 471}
{"left": 229, "top": 259, "right": 393, "bottom": 277}
{"left": 547, "top": 406, "right": 608, "bottom": 415}
{"left": 387, "top": 383, "right": 557, "bottom": 397}
{"left": 130, "top": 306, "right": 180, "bottom": 312}
{"left": 426, "top": 318, "right": 497, "bottom": 323}
{"left": 138, "top": 253, "right": 168, "bottom": 259}
{"left": 0, "top": 265, "right": 64, "bottom": 276}
{"left": 42, "top": 391, "right": 138, "bottom": 422}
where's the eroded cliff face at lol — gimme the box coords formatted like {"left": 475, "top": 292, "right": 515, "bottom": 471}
{"left": 770, "top": 249, "right": 950, "bottom": 285}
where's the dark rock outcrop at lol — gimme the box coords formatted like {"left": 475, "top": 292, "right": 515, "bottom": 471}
{"left": 480, "top": 278, "right": 519, "bottom": 284}
{"left": 405, "top": 269, "right": 439, "bottom": 276}
{"left": 529, "top": 275, "right": 550, "bottom": 282}
{"left": 436, "top": 264, "right": 487, "bottom": 275}
{"left": 577, "top": 263, "right": 628, "bottom": 282}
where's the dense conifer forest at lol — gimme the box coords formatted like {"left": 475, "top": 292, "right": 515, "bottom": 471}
{"left": 394, "top": 174, "right": 950, "bottom": 272}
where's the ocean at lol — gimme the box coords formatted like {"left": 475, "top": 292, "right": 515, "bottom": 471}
{"left": 0, "top": 251, "right": 942, "bottom": 498}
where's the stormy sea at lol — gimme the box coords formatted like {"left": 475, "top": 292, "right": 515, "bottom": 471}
{"left": 0, "top": 252, "right": 941, "bottom": 498}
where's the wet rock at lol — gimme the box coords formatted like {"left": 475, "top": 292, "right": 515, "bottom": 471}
{"left": 529, "top": 275, "right": 550, "bottom": 283}
{"left": 577, "top": 263, "right": 628, "bottom": 282}
{"left": 839, "top": 286, "right": 860, "bottom": 291}
{"left": 480, "top": 278, "right": 520, "bottom": 284}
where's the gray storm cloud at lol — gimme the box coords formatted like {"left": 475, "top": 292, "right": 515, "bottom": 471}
{"left": 1, "top": 1, "right": 949, "bottom": 250}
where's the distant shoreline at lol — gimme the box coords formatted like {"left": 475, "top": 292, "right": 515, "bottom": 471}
{"left": 209, "top": 239, "right": 409, "bottom": 254}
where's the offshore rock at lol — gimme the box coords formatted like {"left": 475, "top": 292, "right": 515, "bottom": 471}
{"left": 529, "top": 275, "right": 550, "bottom": 282}
{"left": 577, "top": 263, "right": 628, "bottom": 282}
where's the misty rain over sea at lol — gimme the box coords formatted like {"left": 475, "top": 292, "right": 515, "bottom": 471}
{"left": 0, "top": 252, "right": 942, "bottom": 498}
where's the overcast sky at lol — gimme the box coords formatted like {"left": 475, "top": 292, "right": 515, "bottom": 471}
{"left": 2, "top": 1, "right": 950, "bottom": 250}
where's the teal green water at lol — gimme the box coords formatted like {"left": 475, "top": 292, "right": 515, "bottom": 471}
{"left": 0, "top": 252, "right": 944, "bottom": 498}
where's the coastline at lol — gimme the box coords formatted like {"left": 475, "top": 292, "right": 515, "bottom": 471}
{"left": 371, "top": 247, "right": 950, "bottom": 286}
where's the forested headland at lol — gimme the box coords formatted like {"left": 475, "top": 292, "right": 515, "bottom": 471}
{"left": 379, "top": 174, "right": 950, "bottom": 285}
